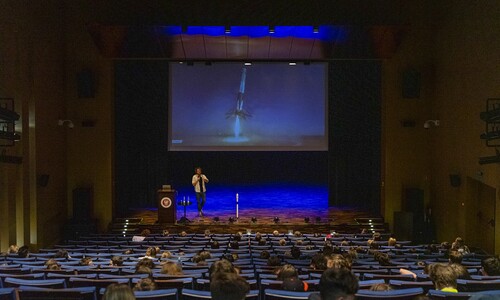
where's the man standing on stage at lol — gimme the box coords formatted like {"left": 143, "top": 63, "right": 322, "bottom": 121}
{"left": 192, "top": 167, "right": 209, "bottom": 217}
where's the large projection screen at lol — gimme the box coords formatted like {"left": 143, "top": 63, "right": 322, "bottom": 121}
{"left": 169, "top": 62, "right": 328, "bottom": 151}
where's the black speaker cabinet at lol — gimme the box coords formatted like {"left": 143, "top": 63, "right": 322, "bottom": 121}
{"left": 77, "top": 70, "right": 96, "bottom": 98}
{"left": 73, "top": 187, "right": 93, "bottom": 221}
{"left": 402, "top": 69, "right": 420, "bottom": 98}
{"left": 394, "top": 211, "right": 413, "bottom": 241}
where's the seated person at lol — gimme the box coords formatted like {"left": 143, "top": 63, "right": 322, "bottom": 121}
{"left": 133, "top": 277, "right": 156, "bottom": 291}
{"left": 161, "top": 261, "right": 183, "bottom": 275}
{"left": 103, "top": 283, "right": 135, "bottom": 300}
{"left": 110, "top": 256, "right": 124, "bottom": 266}
{"left": 210, "top": 272, "right": 250, "bottom": 300}
{"left": 308, "top": 267, "right": 359, "bottom": 300}
{"left": 481, "top": 256, "right": 500, "bottom": 276}
{"left": 428, "top": 263, "right": 459, "bottom": 293}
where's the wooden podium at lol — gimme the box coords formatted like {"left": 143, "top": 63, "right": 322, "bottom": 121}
{"left": 157, "top": 189, "right": 176, "bottom": 224}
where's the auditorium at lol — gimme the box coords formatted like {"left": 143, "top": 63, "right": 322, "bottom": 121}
{"left": 0, "top": 1, "right": 499, "bottom": 299}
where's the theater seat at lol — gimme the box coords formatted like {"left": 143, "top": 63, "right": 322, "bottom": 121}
{"left": 182, "top": 288, "right": 259, "bottom": 300}
{"left": 355, "top": 287, "right": 424, "bottom": 300}
{"left": 427, "top": 289, "right": 475, "bottom": 299}
{"left": 457, "top": 279, "right": 500, "bottom": 292}
{"left": 3, "top": 278, "right": 66, "bottom": 289}
{"left": 0, "top": 288, "right": 15, "bottom": 300}
{"left": 264, "top": 289, "right": 312, "bottom": 300}
{"left": 134, "top": 288, "right": 178, "bottom": 300}
{"left": 17, "top": 286, "right": 96, "bottom": 300}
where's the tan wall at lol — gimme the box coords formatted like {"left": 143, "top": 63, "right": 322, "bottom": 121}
{"left": 431, "top": 1, "right": 500, "bottom": 253}
{"left": 64, "top": 1, "right": 113, "bottom": 232}
{"left": 0, "top": 1, "right": 67, "bottom": 249}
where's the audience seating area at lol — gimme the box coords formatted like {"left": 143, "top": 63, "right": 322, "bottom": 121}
{"left": 0, "top": 231, "right": 498, "bottom": 299}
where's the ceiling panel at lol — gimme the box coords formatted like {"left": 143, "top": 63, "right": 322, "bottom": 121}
{"left": 268, "top": 37, "right": 294, "bottom": 59}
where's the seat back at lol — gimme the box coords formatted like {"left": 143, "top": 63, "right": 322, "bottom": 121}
{"left": 17, "top": 286, "right": 96, "bottom": 300}
{"left": 355, "top": 287, "right": 424, "bottom": 300}
{"left": 134, "top": 288, "right": 178, "bottom": 300}
{"left": 427, "top": 289, "right": 475, "bottom": 299}
{"left": 69, "top": 277, "right": 129, "bottom": 289}
{"left": 0, "top": 288, "right": 15, "bottom": 300}
{"left": 3, "top": 278, "right": 66, "bottom": 289}
{"left": 264, "top": 288, "right": 311, "bottom": 300}
{"left": 182, "top": 289, "right": 259, "bottom": 300}
{"left": 389, "top": 280, "right": 434, "bottom": 293}
{"left": 457, "top": 279, "right": 500, "bottom": 292}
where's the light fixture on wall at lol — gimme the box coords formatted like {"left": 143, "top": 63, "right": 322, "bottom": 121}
{"left": 58, "top": 119, "right": 74, "bottom": 128}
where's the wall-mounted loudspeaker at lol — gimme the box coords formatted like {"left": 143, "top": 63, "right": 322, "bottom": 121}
{"left": 450, "top": 174, "right": 461, "bottom": 187}
{"left": 402, "top": 69, "right": 420, "bottom": 99}
{"left": 37, "top": 174, "right": 49, "bottom": 187}
{"left": 77, "top": 69, "right": 96, "bottom": 98}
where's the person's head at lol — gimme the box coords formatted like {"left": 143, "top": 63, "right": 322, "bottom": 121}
{"left": 195, "top": 167, "right": 202, "bottom": 175}
{"left": 258, "top": 240, "right": 266, "bottom": 246}
{"left": 448, "top": 251, "right": 463, "bottom": 264}
{"left": 310, "top": 253, "right": 327, "bottom": 270}
{"left": 267, "top": 256, "right": 281, "bottom": 267}
{"left": 294, "top": 231, "right": 302, "bottom": 237}
{"left": 276, "top": 264, "right": 298, "bottom": 281}
{"left": 369, "top": 283, "right": 393, "bottom": 291}
{"left": 145, "top": 247, "right": 157, "bottom": 258}
{"left": 79, "top": 257, "right": 93, "bottom": 266}
{"left": 372, "top": 232, "right": 381, "bottom": 241}
{"left": 180, "top": 231, "right": 187, "bottom": 237}
{"left": 207, "top": 241, "right": 218, "bottom": 249}
{"left": 135, "top": 266, "right": 153, "bottom": 277}
{"left": 279, "top": 239, "right": 287, "bottom": 246}
{"left": 53, "top": 249, "right": 69, "bottom": 259}
{"left": 204, "top": 229, "right": 211, "bottom": 237}
{"left": 45, "top": 258, "right": 61, "bottom": 270}
{"left": 291, "top": 247, "right": 301, "bottom": 259}
{"left": 161, "top": 261, "right": 183, "bottom": 275}
{"left": 162, "top": 229, "right": 169, "bottom": 236}
{"left": 388, "top": 237, "right": 397, "bottom": 246}
{"left": 272, "top": 230, "right": 280, "bottom": 236}
{"left": 428, "top": 263, "right": 458, "bottom": 290}
{"left": 123, "top": 249, "right": 135, "bottom": 255}
{"left": 17, "top": 246, "right": 29, "bottom": 258}
{"left": 140, "top": 229, "right": 151, "bottom": 237}
{"left": 209, "top": 259, "right": 237, "bottom": 278}
{"left": 481, "top": 256, "right": 500, "bottom": 276}
{"left": 136, "top": 258, "right": 155, "bottom": 270}
{"left": 327, "top": 254, "right": 352, "bottom": 270}
{"left": 198, "top": 250, "right": 212, "bottom": 260}
{"left": 133, "top": 277, "right": 156, "bottom": 291}
{"left": 230, "top": 241, "right": 240, "bottom": 249}
{"left": 8, "top": 245, "right": 19, "bottom": 254}
{"left": 282, "top": 277, "right": 305, "bottom": 292}
{"left": 255, "top": 232, "right": 262, "bottom": 241}
{"left": 260, "top": 250, "right": 271, "bottom": 259}
{"left": 161, "top": 251, "right": 172, "bottom": 259}
{"left": 373, "top": 251, "right": 391, "bottom": 266}
{"left": 110, "top": 256, "right": 124, "bottom": 266}
{"left": 210, "top": 272, "right": 249, "bottom": 300}
{"left": 103, "top": 283, "right": 136, "bottom": 300}
{"left": 192, "top": 255, "right": 205, "bottom": 264}
{"left": 319, "top": 267, "right": 359, "bottom": 300}
{"left": 449, "top": 263, "right": 472, "bottom": 280}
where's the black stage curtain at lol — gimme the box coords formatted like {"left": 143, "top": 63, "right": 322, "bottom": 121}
{"left": 115, "top": 60, "right": 170, "bottom": 215}
{"left": 328, "top": 61, "right": 381, "bottom": 212}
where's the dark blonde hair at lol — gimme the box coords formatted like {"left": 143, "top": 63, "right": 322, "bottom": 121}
{"left": 161, "top": 261, "right": 183, "bottom": 275}
{"left": 429, "top": 263, "right": 458, "bottom": 290}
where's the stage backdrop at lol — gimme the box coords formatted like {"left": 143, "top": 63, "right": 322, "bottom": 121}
{"left": 114, "top": 60, "right": 380, "bottom": 216}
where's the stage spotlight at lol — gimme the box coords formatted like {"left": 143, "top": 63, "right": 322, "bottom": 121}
{"left": 251, "top": 217, "right": 257, "bottom": 224}
{"left": 315, "top": 217, "right": 321, "bottom": 223}
{"left": 304, "top": 217, "right": 310, "bottom": 223}
{"left": 288, "top": 62, "right": 297, "bottom": 66}
{"left": 273, "top": 217, "right": 280, "bottom": 224}
{"left": 213, "top": 217, "right": 220, "bottom": 223}
{"left": 229, "top": 217, "right": 236, "bottom": 224}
